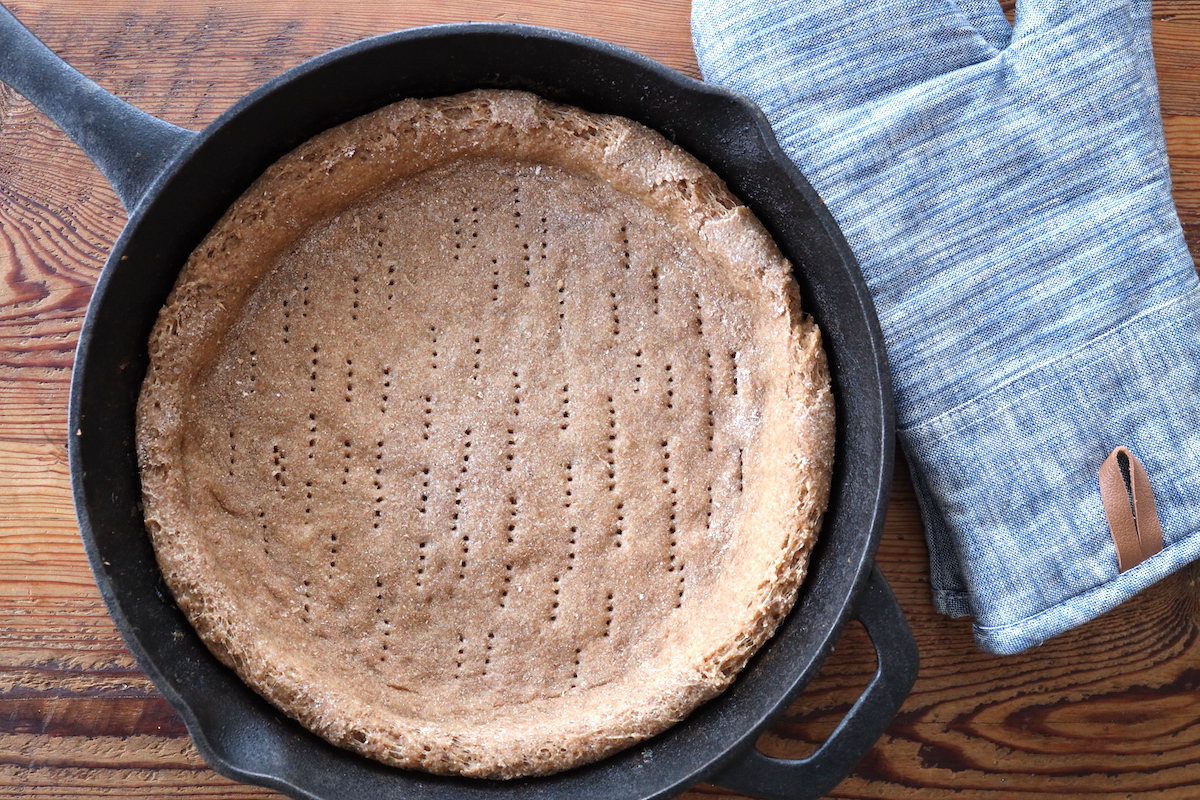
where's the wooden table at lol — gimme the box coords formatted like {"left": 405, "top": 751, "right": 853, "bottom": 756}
{"left": 3, "top": 1, "right": 1199, "bottom": 797}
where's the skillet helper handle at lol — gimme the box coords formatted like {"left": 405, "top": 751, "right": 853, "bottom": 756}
{"left": 0, "top": 2, "right": 194, "bottom": 212}
{"left": 709, "top": 565, "right": 918, "bottom": 800}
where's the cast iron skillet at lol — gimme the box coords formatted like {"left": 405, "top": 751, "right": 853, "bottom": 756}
{"left": 0, "top": 6, "right": 917, "bottom": 800}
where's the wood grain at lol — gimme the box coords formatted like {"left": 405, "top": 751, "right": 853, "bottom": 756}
{"left": 2, "top": 1, "right": 1199, "bottom": 799}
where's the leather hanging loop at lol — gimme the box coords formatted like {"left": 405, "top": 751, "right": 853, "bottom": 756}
{"left": 1098, "top": 447, "right": 1165, "bottom": 573}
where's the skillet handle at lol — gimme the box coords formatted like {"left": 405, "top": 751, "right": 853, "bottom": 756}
{"left": 0, "top": 3, "right": 195, "bottom": 212}
{"left": 708, "top": 565, "right": 918, "bottom": 800}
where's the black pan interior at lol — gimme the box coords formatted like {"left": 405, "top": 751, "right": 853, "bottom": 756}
{"left": 68, "top": 23, "right": 893, "bottom": 800}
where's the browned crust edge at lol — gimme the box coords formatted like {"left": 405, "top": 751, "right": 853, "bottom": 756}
{"left": 136, "top": 90, "right": 835, "bottom": 779}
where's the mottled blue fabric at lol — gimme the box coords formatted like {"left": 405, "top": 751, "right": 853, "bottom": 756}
{"left": 693, "top": 0, "right": 1200, "bottom": 654}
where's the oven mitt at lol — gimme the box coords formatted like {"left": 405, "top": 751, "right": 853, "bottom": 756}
{"left": 693, "top": 0, "right": 1200, "bottom": 654}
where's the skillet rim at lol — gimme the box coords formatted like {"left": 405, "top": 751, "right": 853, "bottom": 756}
{"left": 67, "top": 21, "right": 896, "bottom": 800}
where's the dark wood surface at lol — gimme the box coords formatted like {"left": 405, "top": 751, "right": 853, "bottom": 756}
{"left": 2, "top": 1, "right": 1199, "bottom": 797}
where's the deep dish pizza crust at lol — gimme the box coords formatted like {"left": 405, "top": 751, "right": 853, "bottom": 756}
{"left": 136, "top": 90, "right": 834, "bottom": 779}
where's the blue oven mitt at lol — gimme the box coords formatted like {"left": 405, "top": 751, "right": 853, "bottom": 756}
{"left": 693, "top": 0, "right": 1200, "bottom": 653}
